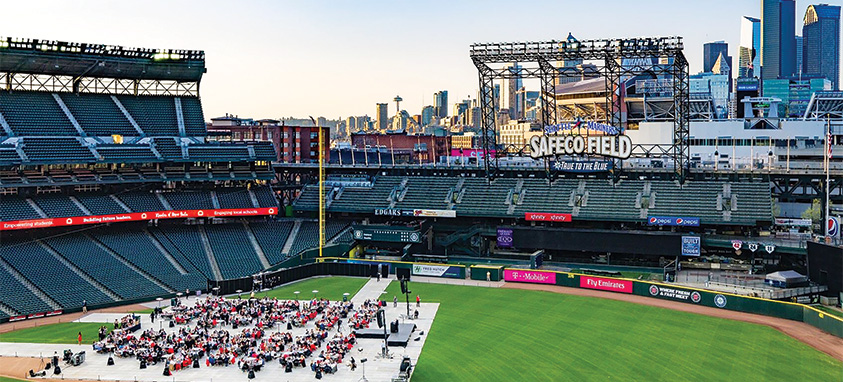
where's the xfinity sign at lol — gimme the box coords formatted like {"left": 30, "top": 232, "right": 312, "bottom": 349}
{"left": 529, "top": 134, "right": 632, "bottom": 160}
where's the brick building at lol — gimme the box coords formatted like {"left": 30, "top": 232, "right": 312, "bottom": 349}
{"left": 350, "top": 131, "right": 450, "bottom": 163}
{"left": 207, "top": 115, "right": 329, "bottom": 163}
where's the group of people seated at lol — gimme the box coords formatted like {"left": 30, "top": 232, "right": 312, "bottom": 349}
{"left": 113, "top": 314, "right": 141, "bottom": 331}
{"left": 89, "top": 295, "right": 377, "bottom": 378}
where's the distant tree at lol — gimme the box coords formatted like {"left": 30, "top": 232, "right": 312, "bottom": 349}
{"left": 801, "top": 199, "right": 823, "bottom": 229}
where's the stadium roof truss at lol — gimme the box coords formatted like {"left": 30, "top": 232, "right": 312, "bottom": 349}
{"left": 802, "top": 91, "right": 843, "bottom": 120}
{"left": 0, "top": 37, "right": 205, "bottom": 96}
{"left": 470, "top": 37, "right": 690, "bottom": 181}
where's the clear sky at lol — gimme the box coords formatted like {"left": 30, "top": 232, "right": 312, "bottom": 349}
{"left": 4, "top": 0, "right": 825, "bottom": 120}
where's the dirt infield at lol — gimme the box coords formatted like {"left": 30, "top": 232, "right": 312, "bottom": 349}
{"left": 503, "top": 283, "right": 843, "bottom": 362}
{"left": 0, "top": 303, "right": 150, "bottom": 334}
{"left": 0, "top": 356, "right": 102, "bottom": 381}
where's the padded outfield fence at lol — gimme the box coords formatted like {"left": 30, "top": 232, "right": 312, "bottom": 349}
{"left": 313, "top": 257, "right": 842, "bottom": 338}
{"left": 503, "top": 267, "right": 843, "bottom": 338}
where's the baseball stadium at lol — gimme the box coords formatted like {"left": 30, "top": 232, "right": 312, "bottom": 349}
{"left": 0, "top": 33, "right": 841, "bottom": 382}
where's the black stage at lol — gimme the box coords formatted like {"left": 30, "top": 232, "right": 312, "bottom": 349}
{"left": 354, "top": 323, "right": 417, "bottom": 347}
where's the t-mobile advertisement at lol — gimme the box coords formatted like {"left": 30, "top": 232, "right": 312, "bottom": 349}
{"left": 579, "top": 276, "right": 633, "bottom": 294}
{"left": 503, "top": 269, "right": 556, "bottom": 284}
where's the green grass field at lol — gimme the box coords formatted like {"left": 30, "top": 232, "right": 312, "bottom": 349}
{"left": 1, "top": 277, "right": 838, "bottom": 381}
{"left": 0, "top": 376, "right": 25, "bottom": 382}
{"left": 227, "top": 276, "right": 368, "bottom": 301}
{"left": 384, "top": 281, "right": 841, "bottom": 382}
{"left": 0, "top": 322, "right": 112, "bottom": 344}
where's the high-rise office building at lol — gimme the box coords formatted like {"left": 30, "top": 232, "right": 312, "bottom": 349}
{"left": 703, "top": 41, "right": 731, "bottom": 74}
{"left": 376, "top": 103, "right": 388, "bottom": 132}
{"left": 795, "top": 35, "right": 803, "bottom": 76}
{"left": 499, "top": 63, "right": 523, "bottom": 119}
{"left": 802, "top": 4, "right": 841, "bottom": 90}
{"left": 421, "top": 106, "right": 435, "bottom": 126}
{"left": 761, "top": 0, "right": 797, "bottom": 80}
{"left": 433, "top": 91, "right": 448, "bottom": 119}
{"left": 345, "top": 116, "right": 356, "bottom": 136}
{"left": 739, "top": 16, "right": 761, "bottom": 78}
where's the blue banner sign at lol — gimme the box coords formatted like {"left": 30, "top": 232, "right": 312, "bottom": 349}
{"left": 552, "top": 160, "right": 613, "bottom": 173}
{"left": 681, "top": 236, "right": 701, "bottom": 256}
{"left": 647, "top": 216, "right": 701, "bottom": 227}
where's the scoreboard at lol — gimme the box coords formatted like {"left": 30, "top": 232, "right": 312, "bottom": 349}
{"left": 352, "top": 225, "right": 422, "bottom": 243}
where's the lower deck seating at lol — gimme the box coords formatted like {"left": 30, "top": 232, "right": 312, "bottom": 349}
{"left": 0, "top": 241, "right": 114, "bottom": 309}
{"left": 44, "top": 235, "right": 166, "bottom": 299}
{"left": 249, "top": 220, "right": 294, "bottom": 264}
{"left": 0, "top": 264, "right": 53, "bottom": 316}
{"left": 91, "top": 229, "right": 206, "bottom": 292}
{"left": 204, "top": 224, "right": 263, "bottom": 279}
{"left": 0, "top": 218, "right": 352, "bottom": 315}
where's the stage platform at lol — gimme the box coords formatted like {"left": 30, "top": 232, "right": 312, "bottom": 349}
{"left": 387, "top": 323, "right": 416, "bottom": 347}
{"left": 354, "top": 323, "right": 417, "bottom": 347}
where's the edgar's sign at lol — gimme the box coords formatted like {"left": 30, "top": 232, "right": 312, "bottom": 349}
{"left": 529, "top": 134, "right": 632, "bottom": 160}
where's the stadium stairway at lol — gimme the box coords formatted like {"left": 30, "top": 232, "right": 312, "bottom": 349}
{"left": 242, "top": 221, "right": 271, "bottom": 269}
{"left": 197, "top": 225, "right": 224, "bottom": 280}
{"left": 281, "top": 220, "right": 304, "bottom": 255}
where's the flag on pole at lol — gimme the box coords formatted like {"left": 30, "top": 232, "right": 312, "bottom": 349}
{"left": 828, "top": 130, "right": 833, "bottom": 160}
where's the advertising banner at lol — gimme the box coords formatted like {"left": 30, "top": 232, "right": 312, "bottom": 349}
{"left": 1, "top": 207, "right": 277, "bottom": 231}
{"left": 524, "top": 212, "right": 572, "bottom": 222}
{"left": 552, "top": 160, "right": 613, "bottom": 173}
{"left": 646, "top": 284, "right": 702, "bottom": 303}
{"left": 580, "top": 276, "right": 633, "bottom": 293}
{"left": 496, "top": 227, "right": 514, "bottom": 248}
{"left": 450, "top": 148, "right": 496, "bottom": 158}
{"left": 412, "top": 209, "right": 456, "bottom": 218}
{"left": 503, "top": 269, "right": 556, "bottom": 284}
{"left": 411, "top": 264, "right": 463, "bottom": 279}
{"left": 647, "top": 216, "right": 700, "bottom": 227}
{"left": 681, "top": 236, "right": 701, "bottom": 257}
{"left": 774, "top": 218, "right": 812, "bottom": 227}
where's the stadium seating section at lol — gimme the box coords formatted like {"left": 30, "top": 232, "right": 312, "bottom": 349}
{"left": 0, "top": 187, "right": 278, "bottom": 221}
{"left": 0, "top": 90, "right": 275, "bottom": 165}
{"left": 294, "top": 176, "right": 773, "bottom": 225}
{"left": 0, "top": 218, "right": 350, "bottom": 317}
{"left": 58, "top": 92, "right": 138, "bottom": 136}
{"left": 0, "top": 90, "right": 78, "bottom": 136}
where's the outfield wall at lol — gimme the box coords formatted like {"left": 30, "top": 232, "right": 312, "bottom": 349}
{"left": 312, "top": 257, "right": 843, "bottom": 338}
{"left": 502, "top": 267, "right": 843, "bottom": 338}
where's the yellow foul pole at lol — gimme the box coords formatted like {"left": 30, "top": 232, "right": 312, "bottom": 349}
{"left": 318, "top": 124, "right": 325, "bottom": 257}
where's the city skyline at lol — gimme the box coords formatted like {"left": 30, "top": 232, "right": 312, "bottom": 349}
{"left": 3, "top": 0, "right": 832, "bottom": 120}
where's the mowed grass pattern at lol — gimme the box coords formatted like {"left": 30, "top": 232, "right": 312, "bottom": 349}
{"left": 0, "top": 322, "right": 112, "bottom": 344}
{"left": 228, "top": 276, "right": 368, "bottom": 302}
{"left": 384, "top": 282, "right": 841, "bottom": 382}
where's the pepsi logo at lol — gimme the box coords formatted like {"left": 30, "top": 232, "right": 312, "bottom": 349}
{"left": 649, "top": 217, "right": 657, "bottom": 223}
{"left": 829, "top": 217, "right": 839, "bottom": 237}
{"left": 675, "top": 218, "right": 683, "bottom": 224}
